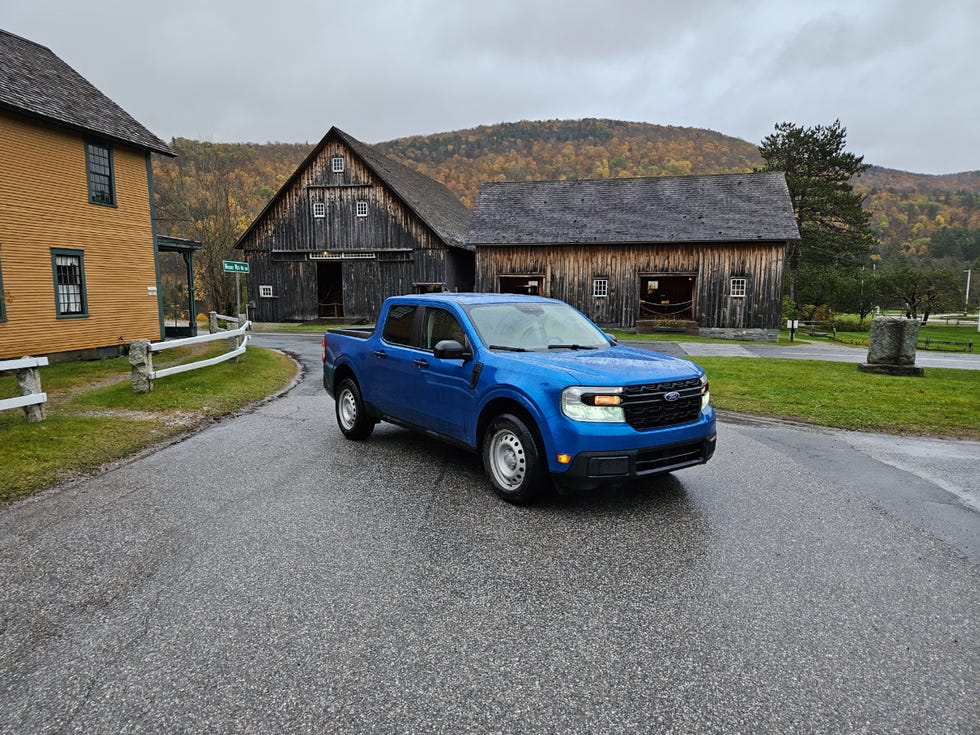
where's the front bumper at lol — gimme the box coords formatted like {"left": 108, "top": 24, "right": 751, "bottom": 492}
{"left": 553, "top": 433, "right": 717, "bottom": 491}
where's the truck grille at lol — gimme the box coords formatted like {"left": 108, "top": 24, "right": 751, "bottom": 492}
{"left": 621, "top": 378, "right": 703, "bottom": 431}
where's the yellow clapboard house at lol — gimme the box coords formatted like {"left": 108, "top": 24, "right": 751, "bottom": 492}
{"left": 0, "top": 28, "right": 175, "bottom": 360}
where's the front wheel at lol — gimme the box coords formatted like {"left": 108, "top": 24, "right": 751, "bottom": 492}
{"left": 335, "top": 378, "right": 374, "bottom": 440}
{"left": 482, "top": 414, "right": 547, "bottom": 505}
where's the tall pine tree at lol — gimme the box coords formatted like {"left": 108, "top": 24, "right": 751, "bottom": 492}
{"left": 758, "top": 120, "right": 877, "bottom": 307}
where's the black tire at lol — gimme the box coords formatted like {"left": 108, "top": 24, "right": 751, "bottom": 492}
{"left": 335, "top": 378, "right": 374, "bottom": 440}
{"left": 482, "top": 413, "right": 547, "bottom": 505}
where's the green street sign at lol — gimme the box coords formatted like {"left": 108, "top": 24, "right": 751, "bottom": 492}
{"left": 223, "top": 260, "right": 249, "bottom": 273}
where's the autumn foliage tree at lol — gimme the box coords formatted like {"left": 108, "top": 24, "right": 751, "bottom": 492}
{"left": 758, "top": 121, "right": 877, "bottom": 310}
{"left": 153, "top": 139, "right": 308, "bottom": 313}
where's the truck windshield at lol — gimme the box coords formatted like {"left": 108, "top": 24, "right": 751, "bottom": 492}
{"left": 466, "top": 302, "right": 609, "bottom": 352}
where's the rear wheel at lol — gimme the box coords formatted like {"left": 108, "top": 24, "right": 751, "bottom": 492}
{"left": 482, "top": 414, "right": 547, "bottom": 505}
{"left": 335, "top": 378, "right": 374, "bottom": 440}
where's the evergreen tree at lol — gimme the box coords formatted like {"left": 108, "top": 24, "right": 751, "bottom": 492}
{"left": 758, "top": 121, "right": 877, "bottom": 308}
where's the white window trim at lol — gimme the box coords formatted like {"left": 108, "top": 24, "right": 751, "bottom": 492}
{"left": 312, "top": 201, "right": 325, "bottom": 218}
{"left": 730, "top": 277, "right": 747, "bottom": 298}
{"left": 259, "top": 285, "right": 274, "bottom": 298}
{"left": 332, "top": 156, "right": 345, "bottom": 173}
{"left": 593, "top": 278, "right": 609, "bottom": 298}
{"left": 356, "top": 201, "right": 368, "bottom": 218}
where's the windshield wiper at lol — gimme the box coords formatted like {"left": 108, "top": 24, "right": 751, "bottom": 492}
{"left": 547, "top": 344, "right": 598, "bottom": 350}
{"left": 488, "top": 344, "right": 527, "bottom": 352}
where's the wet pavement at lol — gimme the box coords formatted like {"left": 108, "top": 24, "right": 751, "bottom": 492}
{"left": 624, "top": 338, "right": 980, "bottom": 370}
{"left": 0, "top": 334, "right": 976, "bottom": 733}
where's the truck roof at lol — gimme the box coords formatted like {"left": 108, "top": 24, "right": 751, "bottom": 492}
{"left": 387, "top": 292, "right": 562, "bottom": 307}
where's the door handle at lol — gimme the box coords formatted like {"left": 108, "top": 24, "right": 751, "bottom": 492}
{"left": 374, "top": 350, "right": 387, "bottom": 359}
{"left": 413, "top": 358, "right": 429, "bottom": 368}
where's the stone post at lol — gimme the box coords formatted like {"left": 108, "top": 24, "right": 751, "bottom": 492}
{"left": 209, "top": 311, "right": 219, "bottom": 334}
{"left": 15, "top": 363, "right": 45, "bottom": 423}
{"left": 129, "top": 339, "right": 154, "bottom": 393}
{"left": 858, "top": 317, "right": 923, "bottom": 376}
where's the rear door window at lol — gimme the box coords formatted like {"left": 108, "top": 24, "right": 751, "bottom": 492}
{"left": 382, "top": 304, "right": 418, "bottom": 346}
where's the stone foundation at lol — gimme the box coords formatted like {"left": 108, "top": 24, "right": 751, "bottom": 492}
{"left": 697, "top": 327, "right": 779, "bottom": 342}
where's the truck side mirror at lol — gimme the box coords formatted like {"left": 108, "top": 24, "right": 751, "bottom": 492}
{"left": 434, "top": 339, "right": 472, "bottom": 361}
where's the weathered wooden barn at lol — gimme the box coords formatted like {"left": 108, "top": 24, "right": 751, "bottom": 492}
{"left": 235, "top": 127, "right": 473, "bottom": 322}
{"left": 0, "top": 28, "right": 175, "bottom": 360}
{"left": 468, "top": 172, "right": 800, "bottom": 340}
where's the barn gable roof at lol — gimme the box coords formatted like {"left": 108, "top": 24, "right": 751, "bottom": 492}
{"left": 467, "top": 172, "right": 800, "bottom": 245}
{"left": 236, "top": 127, "right": 471, "bottom": 250}
{"left": 0, "top": 28, "right": 173, "bottom": 156}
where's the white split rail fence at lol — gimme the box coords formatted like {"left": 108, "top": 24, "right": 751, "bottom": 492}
{"left": 129, "top": 317, "right": 251, "bottom": 393}
{"left": 0, "top": 356, "right": 49, "bottom": 422}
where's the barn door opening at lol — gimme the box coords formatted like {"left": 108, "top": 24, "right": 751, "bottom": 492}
{"left": 317, "top": 261, "right": 344, "bottom": 318}
{"left": 498, "top": 274, "right": 546, "bottom": 295}
{"left": 639, "top": 275, "right": 695, "bottom": 320}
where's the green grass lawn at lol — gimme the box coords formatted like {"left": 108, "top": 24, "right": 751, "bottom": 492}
{"left": 696, "top": 357, "right": 980, "bottom": 440}
{"left": 0, "top": 343, "right": 297, "bottom": 503}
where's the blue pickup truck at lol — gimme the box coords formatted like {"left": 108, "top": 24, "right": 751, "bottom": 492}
{"left": 322, "top": 293, "right": 716, "bottom": 504}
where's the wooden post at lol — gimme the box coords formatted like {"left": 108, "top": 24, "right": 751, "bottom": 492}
{"left": 15, "top": 362, "right": 45, "bottom": 423}
{"left": 129, "top": 339, "right": 154, "bottom": 393}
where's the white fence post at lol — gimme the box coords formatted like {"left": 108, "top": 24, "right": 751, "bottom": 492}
{"left": 129, "top": 339, "right": 154, "bottom": 393}
{"left": 16, "top": 360, "right": 46, "bottom": 423}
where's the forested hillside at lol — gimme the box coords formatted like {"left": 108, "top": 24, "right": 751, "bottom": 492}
{"left": 151, "top": 119, "right": 980, "bottom": 310}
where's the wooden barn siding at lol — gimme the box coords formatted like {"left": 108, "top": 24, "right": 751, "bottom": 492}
{"left": 242, "top": 138, "right": 469, "bottom": 322}
{"left": 475, "top": 242, "right": 785, "bottom": 329}
{"left": 0, "top": 114, "right": 160, "bottom": 359}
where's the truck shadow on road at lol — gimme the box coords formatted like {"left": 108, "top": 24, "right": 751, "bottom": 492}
{"left": 366, "top": 425, "right": 702, "bottom": 516}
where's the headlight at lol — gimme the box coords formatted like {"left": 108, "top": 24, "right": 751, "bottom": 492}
{"left": 561, "top": 386, "right": 625, "bottom": 423}
{"left": 700, "top": 374, "right": 711, "bottom": 410}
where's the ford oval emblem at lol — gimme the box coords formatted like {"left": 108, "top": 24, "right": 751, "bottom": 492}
{"left": 664, "top": 391, "right": 681, "bottom": 402}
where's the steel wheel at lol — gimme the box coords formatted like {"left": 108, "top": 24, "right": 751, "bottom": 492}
{"left": 335, "top": 378, "right": 374, "bottom": 440}
{"left": 488, "top": 427, "right": 527, "bottom": 491}
{"left": 482, "top": 414, "right": 546, "bottom": 504}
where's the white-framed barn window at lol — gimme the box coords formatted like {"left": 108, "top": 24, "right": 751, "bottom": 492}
{"left": 259, "top": 285, "right": 274, "bottom": 298}
{"left": 312, "top": 201, "right": 325, "bottom": 218}
{"left": 730, "top": 277, "right": 747, "bottom": 298}
{"left": 593, "top": 278, "right": 609, "bottom": 298}
{"left": 331, "top": 156, "right": 345, "bottom": 173}
{"left": 356, "top": 201, "right": 368, "bottom": 218}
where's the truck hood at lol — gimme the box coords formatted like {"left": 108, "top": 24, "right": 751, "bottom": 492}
{"left": 495, "top": 345, "right": 703, "bottom": 385}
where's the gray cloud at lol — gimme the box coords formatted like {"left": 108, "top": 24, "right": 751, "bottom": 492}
{"left": 4, "top": 0, "right": 978, "bottom": 173}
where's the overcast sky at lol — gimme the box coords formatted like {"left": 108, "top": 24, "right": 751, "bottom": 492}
{"left": 5, "top": 0, "right": 978, "bottom": 175}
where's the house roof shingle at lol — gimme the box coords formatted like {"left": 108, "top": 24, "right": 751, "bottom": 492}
{"left": 0, "top": 28, "right": 173, "bottom": 156}
{"left": 467, "top": 172, "right": 800, "bottom": 245}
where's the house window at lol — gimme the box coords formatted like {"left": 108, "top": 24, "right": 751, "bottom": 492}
{"left": 0, "top": 256, "right": 6, "bottom": 322}
{"left": 51, "top": 248, "right": 88, "bottom": 317}
{"left": 730, "top": 277, "right": 747, "bottom": 298}
{"left": 259, "top": 285, "right": 274, "bottom": 298}
{"left": 332, "top": 156, "right": 345, "bottom": 173}
{"left": 356, "top": 201, "right": 368, "bottom": 218}
{"left": 593, "top": 278, "right": 609, "bottom": 298}
{"left": 313, "top": 201, "right": 326, "bottom": 218}
{"left": 85, "top": 140, "right": 115, "bottom": 206}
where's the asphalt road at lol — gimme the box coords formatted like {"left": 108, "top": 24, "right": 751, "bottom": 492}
{"left": 0, "top": 333, "right": 977, "bottom": 734}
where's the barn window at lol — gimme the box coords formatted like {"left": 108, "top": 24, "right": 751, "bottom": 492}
{"left": 332, "top": 156, "right": 345, "bottom": 173}
{"left": 51, "top": 248, "right": 88, "bottom": 317}
{"left": 85, "top": 140, "right": 115, "bottom": 206}
{"left": 730, "top": 278, "right": 747, "bottom": 298}
{"left": 593, "top": 278, "right": 609, "bottom": 298}
{"left": 356, "top": 201, "right": 368, "bottom": 218}
{"left": 312, "top": 201, "right": 325, "bottom": 218}
{"left": 259, "top": 285, "right": 274, "bottom": 298}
